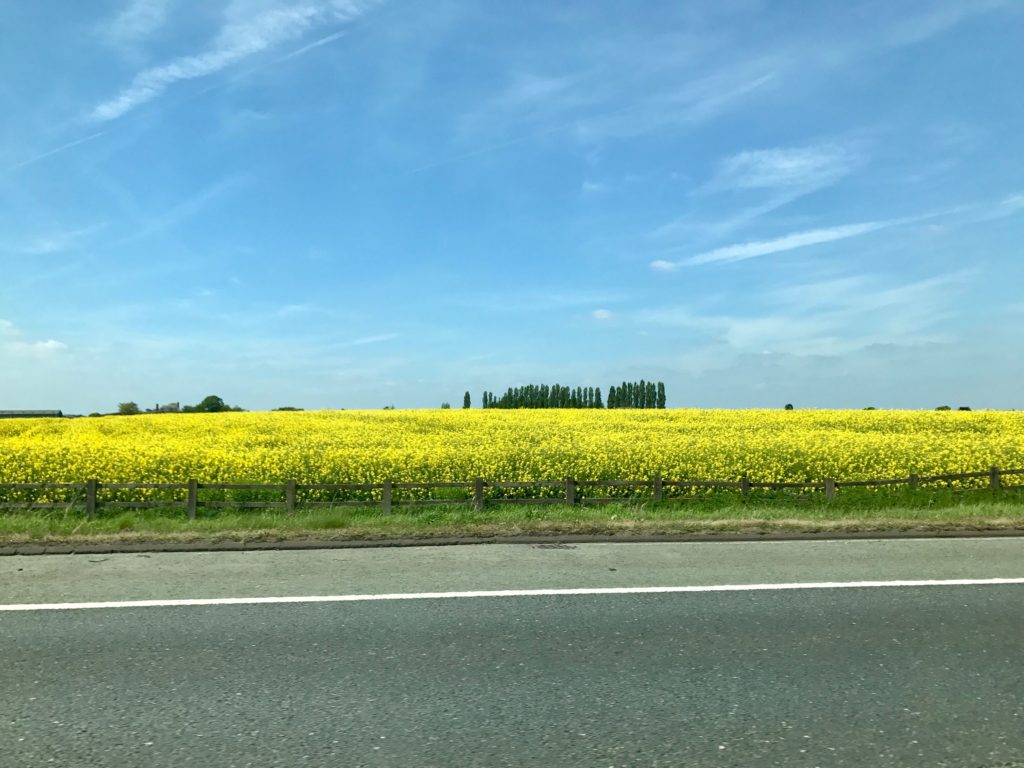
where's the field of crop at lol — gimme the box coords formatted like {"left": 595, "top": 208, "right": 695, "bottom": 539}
{"left": 1, "top": 410, "right": 1022, "bottom": 499}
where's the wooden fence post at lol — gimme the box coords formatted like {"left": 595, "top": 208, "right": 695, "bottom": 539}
{"left": 652, "top": 474, "right": 663, "bottom": 502}
{"left": 909, "top": 473, "right": 919, "bottom": 490}
{"left": 740, "top": 475, "right": 750, "bottom": 497}
{"left": 990, "top": 466, "right": 1002, "bottom": 491}
{"left": 381, "top": 479, "right": 393, "bottom": 515}
{"left": 824, "top": 478, "right": 836, "bottom": 500}
{"left": 565, "top": 477, "right": 575, "bottom": 505}
{"left": 187, "top": 479, "right": 198, "bottom": 520}
{"left": 474, "top": 477, "right": 484, "bottom": 512}
{"left": 85, "top": 479, "right": 98, "bottom": 519}
{"left": 285, "top": 479, "right": 296, "bottom": 514}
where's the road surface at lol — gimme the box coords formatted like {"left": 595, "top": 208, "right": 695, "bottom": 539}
{"left": 2, "top": 538, "right": 1023, "bottom": 766}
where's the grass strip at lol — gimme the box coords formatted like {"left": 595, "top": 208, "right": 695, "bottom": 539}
{"left": 1, "top": 489, "right": 1023, "bottom": 545}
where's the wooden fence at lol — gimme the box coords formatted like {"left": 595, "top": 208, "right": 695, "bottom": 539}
{"left": 1, "top": 467, "right": 1022, "bottom": 519}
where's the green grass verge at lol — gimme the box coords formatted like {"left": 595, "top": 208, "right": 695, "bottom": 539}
{"left": 1, "top": 488, "right": 1023, "bottom": 544}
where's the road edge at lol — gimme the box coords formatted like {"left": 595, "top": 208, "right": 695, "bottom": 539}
{"left": 2, "top": 527, "right": 1024, "bottom": 555}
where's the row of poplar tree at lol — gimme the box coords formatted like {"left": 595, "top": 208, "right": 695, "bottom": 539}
{"left": 475, "top": 380, "right": 666, "bottom": 409}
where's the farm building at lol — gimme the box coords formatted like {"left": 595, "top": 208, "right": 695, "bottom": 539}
{"left": 0, "top": 410, "right": 63, "bottom": 419}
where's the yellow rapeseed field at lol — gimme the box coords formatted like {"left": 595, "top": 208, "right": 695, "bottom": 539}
{"left": 1, "top": 410, "right": 1022, "bottom": 500}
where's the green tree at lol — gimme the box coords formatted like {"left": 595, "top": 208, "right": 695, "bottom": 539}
{"left": 441, "top": 402, "right": 451, "bottom": 409}
{"left": 117, "top": 401, "right": 140, "bottom": 415}
{"left": 656, "top": 382, "right": 666, "bottom": 409}
{"left": 463, "top": 391, "right": 471, "bottom": 409}
{"left": 595, "top": 386, "right": 604, "bottom": 409}
{"left": 184, "top": 395, "right": 232, "bottom": 413}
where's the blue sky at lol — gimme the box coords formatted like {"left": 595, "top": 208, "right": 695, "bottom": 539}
{"left": 2, "top": 0, "right": 1022, "bottom": 412}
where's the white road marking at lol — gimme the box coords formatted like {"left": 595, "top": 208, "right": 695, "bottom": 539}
{"left": 2, "top": 578, "right": 1023, "bottom": 612}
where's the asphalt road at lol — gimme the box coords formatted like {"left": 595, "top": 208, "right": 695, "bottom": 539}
{"left": 2, "top": 539, "right": 1023, "bottom": 767}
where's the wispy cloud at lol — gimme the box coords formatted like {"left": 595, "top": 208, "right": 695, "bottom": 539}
{"left": 454, "top": 290, "right": 628, "bottom": 314}
{"left": 5, "top": 339, "right": 69, "bottom": 355}
{"left": 971, "top": 193, "right": 1024, "bottom": 223}
{"left": 653, "top": 192, "right": 1021, "bottom": 271}
{"left": 119, "top": 174, "right": 248, "bottom": 244}
{"left": 883, "top": 0, "right": 1010, "bottom": 46}
{"left": 5, "top": 132, "right": 107, "bottom": 173}
{"left": 638, "top": 271, "right": 971, "bottom": 356}
{"left": 348, "top": 333, "right": 399, "bottom": 346}
{"left": 11, "top": 223, "right": 108, "bottom": 256}
{"left": 653, "top": 220, "right": 894, "bottom": 270}
{"left": 105, "top": 0, "right": 173, "bottom": 46}
{"left": 276, "top": 29, "right": 348, "bottom": 62}
{"left": 572, "top": 70, "right": 777, "bottom": 144}
{"left": 90, "top": 1, "right": 375, "bottom": 122}
{"left": 702, "top": 142, "right": 866, "bottom": 193}
{"left": 414, "top": 70, "right": 777, "bottom": 174}
{"left": 0, "top": 319, "right": 68, "bottom": 356}
{"left": 651, "top": 140, "right": 869, "bottom": 246}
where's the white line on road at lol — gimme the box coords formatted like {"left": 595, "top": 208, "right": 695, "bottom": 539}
{"left": 2, "top": 578, "right": 1023, "bottom": 612}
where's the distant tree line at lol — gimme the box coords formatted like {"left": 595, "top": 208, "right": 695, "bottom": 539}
{"left": 479, "top": 380, "right": 666, "bottom": 409}
{"left": 607, "top": 381, "right": 665, "bottom": 409}
{"left": 112, "top": 395, "right": 243, "bottom": 416}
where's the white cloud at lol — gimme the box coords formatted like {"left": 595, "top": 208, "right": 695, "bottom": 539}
{"left": 349, "top": 333, "right": 399, "bottom": 346}
{"left": 650, "top": 141, "right": 869, "bottom": 247}
{"left": 653, "top": 220, "right": 894, "bottom": 270}
{"left": 638, "top": 271, "right": 970, "bottom": 357}
{"left": 12, "top": 223, "right": 108, "bottom": 256}
{"left": 704, "top": 142, "right": 866, "bottom": 193}
{"left": 454, "top": 290, "right": 628, "bottom": 314}
{"left": 992, "top": 194, "right": 1024, "bottom": 217}
{"left": 0, "top": 320, "right": 68, "bottom": 356}
{"left": 591, "top": 309, "right": 614, "bottom": 320}
{"left": 7, "top": 340, "right": 69, "bottom": 355}
{"left": 883, "top": 0, "right": 1009, "bottom": 47}
{"left": 276, "top": 29, "right": 348, "bottom": 62}
{"left": 106, "top": 0, "right": 173, "bottom": 45}
{"left": 581, "top": 180, "right": 608, "bottom": 195}
{"left": 90, "top": 0, "right": 375, "bottom": 122}
{"left": 649, "top": 260, "right": 678, "bottom": 273}
{"left": 573, "top": 70, "right": 777, "bottom": 144}
{"left": 6, "top": 132, "right": 106, "bottom": 173}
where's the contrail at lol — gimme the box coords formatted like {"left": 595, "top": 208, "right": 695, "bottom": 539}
{"left": 7, "top": 131, "right": 106, "bottom": 172}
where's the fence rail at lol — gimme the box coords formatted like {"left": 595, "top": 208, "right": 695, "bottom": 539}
{"left": 0, "top": 466, "right": 1021, "bottom": 519}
